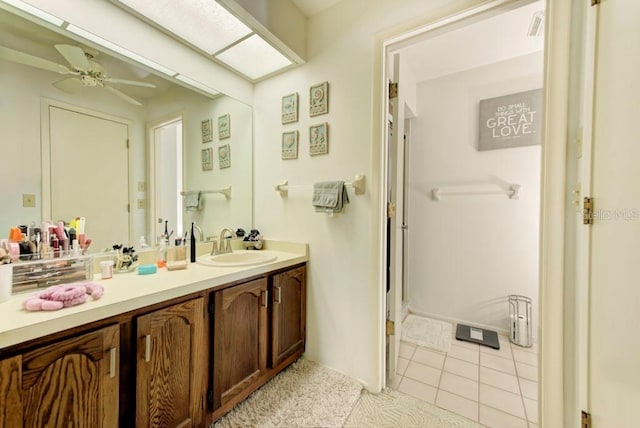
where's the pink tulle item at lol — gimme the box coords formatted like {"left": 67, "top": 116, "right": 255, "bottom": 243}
{"left": 22, "top": 282, "right": 104, "bottom": 312}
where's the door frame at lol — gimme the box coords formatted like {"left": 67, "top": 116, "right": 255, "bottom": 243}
{"left": 373, "top": 0, "right": 573, "bottom": 426}
{"left": 146, "top": 112, "right": 185, "bottom": 247}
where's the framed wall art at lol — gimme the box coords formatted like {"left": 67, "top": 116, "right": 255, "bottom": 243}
{"left": 218, "top": 144, "right": 231, "bottom": 169}
{"left": 218, "top": 114, "right": 230, "bottom": 139}
{"left": 478, "top": 88, "right": 542, "bottom": 151}
{"left": 281, "top": 92, "right": 299, "bottom": 124}
{"left": 281, "top": 130, "right": 299, "bottom": 160}
{"left": 309, "top": 123, "right": 328, "bottom": 156}
{"left": 201, "top": 119, "right": 213, "bottom": 143}
{"left": 201, "top": 148, "right": 213, "bottom": 170}
{"left": 309, "top": 81, "right": 329, "bottom": 116}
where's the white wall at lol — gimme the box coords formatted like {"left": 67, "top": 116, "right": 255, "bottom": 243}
{"left": 407, "top": 52, "right": 543, "bottom": 336}
{"left": 252, "top": 0, "right": 479, "bottom": 388}
{"left": 0, "top": 60, "right": 147, "bottom": 240}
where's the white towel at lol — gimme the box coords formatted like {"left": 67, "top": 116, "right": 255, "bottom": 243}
{"left": 184, "top": 191, "right": 201, "bottom": 211}
{"left": 312, "top": 181, "right": 349, "bottom": 213}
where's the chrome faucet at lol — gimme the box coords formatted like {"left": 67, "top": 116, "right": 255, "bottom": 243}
{"left": 211, "top": 228, "right": 234, "bottom": 255}
{"left": 192, "top": 223, "right": 204, "bottom": 242}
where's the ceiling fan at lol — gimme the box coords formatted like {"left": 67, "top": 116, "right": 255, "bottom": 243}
{"left": 0, "top": 44, "right": 156, "bottom": 105}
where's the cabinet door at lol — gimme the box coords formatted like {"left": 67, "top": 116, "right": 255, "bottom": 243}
{"left": 213, "top": 278, "right": 268, "bottom": 410}
{"left": 136, "top": 298, "right": 206, "bottom": 428}
{"left": 4, "top": 324, "right": 120, "bottom": 428}
{"left": 272, "top": 266, "right": 306, "bottom": 367}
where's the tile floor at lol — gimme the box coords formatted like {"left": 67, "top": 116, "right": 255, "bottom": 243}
{"left": 392, "top": 328, "right": 538, "bottom": 427}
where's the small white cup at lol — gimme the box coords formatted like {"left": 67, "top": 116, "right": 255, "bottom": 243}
{"left": 100, "top": 260, "right": 114, "bottom": 280}
{"left": 0, "top": 263, "right": 13, "bottom": 303}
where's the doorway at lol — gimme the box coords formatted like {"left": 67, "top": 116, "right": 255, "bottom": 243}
{"left": 148, "top": 116, "right": 183, "bottom": 246}
{"left": 381, "top": 0, "right": 544, "bottom": 425}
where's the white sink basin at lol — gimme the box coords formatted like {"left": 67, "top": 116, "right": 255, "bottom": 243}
{"left": 197, "top": 250, "right": 277, "bottom": 267}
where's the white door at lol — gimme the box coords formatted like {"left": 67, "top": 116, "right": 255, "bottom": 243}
{"left": 386, "top": 53, "right": 407, "bottom": 384}
{"left": 151, "top": 118, "right": 183, "bottom": 245}
{"left": 49, "top": 106, "right": 130, "bottom": 253}
{"left": 587, "top": 0, "right": 640, "bottom": 425}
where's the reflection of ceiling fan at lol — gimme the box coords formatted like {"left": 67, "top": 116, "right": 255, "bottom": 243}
{"left": 0, "top": 44, "right": 156, "bottom": 105}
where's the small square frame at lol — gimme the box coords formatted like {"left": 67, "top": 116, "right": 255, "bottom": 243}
{"left": 281, "top": 130, "right": 299, "bottom": 160}
{"left": 309, "top": 81, "right": 329, "bottom": 116}
{"left": 218, "top": 144, "right": 231, "bottom": 169}
{"left": 201, "top": 119, "right": 213, "bottom": 143}
{"left": 281, "top": 92, "right": 299, "bottom": 124}
{"left": 218, "top": 114, "right": 230, "bottom": 139}
{"left": 201, "top": 148, "right": 213, "bottom": 170}
{"left": 309, "top": 123, "right": 328, "bottom": 156}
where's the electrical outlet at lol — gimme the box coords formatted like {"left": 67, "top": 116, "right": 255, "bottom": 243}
{"left": 137, "top": 181, "right": 146, "bottom": 192}
{"left": 23, "top": 194, "right": 36, "bottom": 208}
{"left": 137, "top": 199, "right": 145, "bottom": 209}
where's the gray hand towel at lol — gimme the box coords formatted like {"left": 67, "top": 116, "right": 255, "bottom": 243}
{"left": 312, "top": 181, "right": 349, "bottom": 213}
{"left": 184, "top": 191, "right": 201, "bottom": 211}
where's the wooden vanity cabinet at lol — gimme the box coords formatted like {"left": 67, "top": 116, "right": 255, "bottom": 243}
{"left": 211, "top": 277, "right": 268, "bottom": 416}
{"left": 271, "top": 265, "right": 306, "bottom": 368}
{"left": 209, "top": 265, "right": 307, "bottom": 422}
{"left": 0, "top": 324, "right": 120, "bottom": 428}
{"left": 136, "top": 297, "right": 206, "bottom": 428}
{"left": 0, "top": 263, "right": 306, "bottom": 427}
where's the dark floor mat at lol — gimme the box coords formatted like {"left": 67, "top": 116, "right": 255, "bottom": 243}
{"left": 455, "top": 324, "right": 500, "bottom": 349}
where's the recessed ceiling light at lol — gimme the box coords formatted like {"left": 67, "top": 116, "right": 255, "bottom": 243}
{"left": 216, "top": 34, "right": 292, "bottom": 80}
{"left": 0, "top": 0, "right": 64, "bottom": 26}
{"left": 114, "top": 0, "right": 253, "bottom": 55}
{"left": 66, "top": 24, "right": 177, "bottom": 76}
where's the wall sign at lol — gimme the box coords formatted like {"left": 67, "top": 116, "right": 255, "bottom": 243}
{"left": 478, "top": 89, "right": 542, "bottom": 151}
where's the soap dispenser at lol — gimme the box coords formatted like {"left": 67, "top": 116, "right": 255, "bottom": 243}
{"left": 190, "top": 222, "right": 196, "bottom": 263}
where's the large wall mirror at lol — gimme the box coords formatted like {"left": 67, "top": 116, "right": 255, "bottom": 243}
{"left": 0, "top": 7, "right": 253, "bottom": 253}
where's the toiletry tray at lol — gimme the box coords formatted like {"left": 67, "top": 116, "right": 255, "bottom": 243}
{"left": 12, "top": 254, "right": 93, "bottom": 294}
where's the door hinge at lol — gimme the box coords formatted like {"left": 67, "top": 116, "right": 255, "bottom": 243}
{"left": 127, "top": 203, "right": 130, "bottom": 213}
{"left": 581, "top": 410, "right": 592, "bottom": 428}
{"left": 207, "top": 389, "right": 214, "bottom": 410}
{"left": 583, "top": 197, "right": 593, "bottom": 225}
{"left": 389, "top": 82, "right": 398, "bottom": 99}
{"left": 126, "top": 139, "right": 130, "bottom": 149}
{"left": 386, "top": 320, "right": 395, "bottom": 336}
{"left": 590, "top": 0, "right": 600, "bottom": 6}
{"left": 387, "top": 202, "right": 396, "bottom": 218}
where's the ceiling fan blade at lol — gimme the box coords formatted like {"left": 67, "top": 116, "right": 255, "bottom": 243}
{"left": 53, "top": 77, "right": 86, "bottom": 94}
{"left": 54, "top": 44, "right": 90, "bottom": 71}
{"left": 103, "top": 77, "right": 156, "bottom": 88}
{"left": 104, "top": 85, "right": 142, "bottom": 106}
{"left": 0, "top": 45, "right": 73, "bottom": 74}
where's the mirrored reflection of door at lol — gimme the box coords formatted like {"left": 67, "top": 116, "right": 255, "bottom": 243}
{"left": 151, "top": 118, "right": 183, "bottom": 245}
{"left": 49, "top": 105, "right": 130, "bottom": 253}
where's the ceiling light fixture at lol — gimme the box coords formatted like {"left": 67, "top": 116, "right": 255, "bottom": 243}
{"left": 114, "top": 0, "right": 252, "bottom": 55}
{"left": 215, "top": 34, "right": 293, "bottom": 81}
{"left": 0, "top": 0, "right": 64, "bottom": 26}
{"left": 112, "top": 0, "right": 295, "bottom": 81}
{"left": 66, "top": 24, "right": 177, "bottom": 76}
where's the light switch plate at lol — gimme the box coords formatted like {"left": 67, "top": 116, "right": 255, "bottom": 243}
{"left": 137, "top": 181, "right": 146, "bottom": 192}
{"left": 137, "top": 199, "right": 145, "bottom": 209}
{"left": 23, "top": 194, "right": 36, "bottom": 207}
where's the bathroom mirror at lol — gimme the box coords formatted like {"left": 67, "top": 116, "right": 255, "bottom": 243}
{"left": 0, "top": 7, "right": 253, "bottom": 253}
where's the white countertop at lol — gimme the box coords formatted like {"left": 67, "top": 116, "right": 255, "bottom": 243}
{"left": 0, "top": 241, "right": 307, "bottom": 351}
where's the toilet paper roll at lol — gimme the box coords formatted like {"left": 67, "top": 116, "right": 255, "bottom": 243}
{"left": 0, "top": 264, "right": 13, "bottom": 303}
